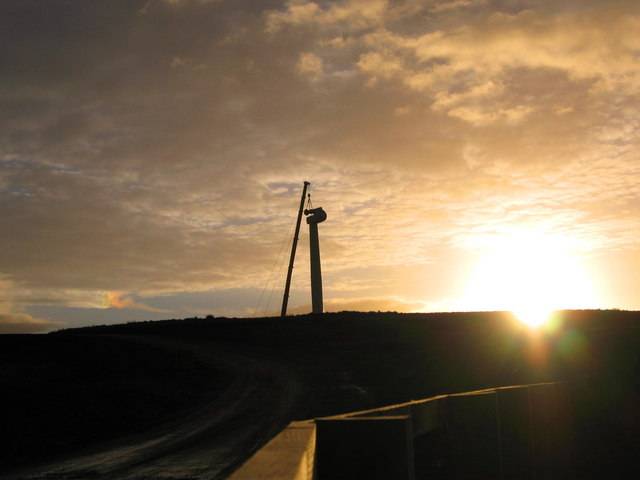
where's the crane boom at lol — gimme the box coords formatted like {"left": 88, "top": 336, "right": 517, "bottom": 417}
{"left": 280, "top": 181, "right": 309, "bottom": 317}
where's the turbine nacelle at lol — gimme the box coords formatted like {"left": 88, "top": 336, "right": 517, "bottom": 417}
{"left": 304, "top": 207, "right": 327, "bottom": 224}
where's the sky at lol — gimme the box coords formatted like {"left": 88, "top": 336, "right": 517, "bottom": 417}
{"left": 1, "top": 0, "right": 639, "bottom": 333}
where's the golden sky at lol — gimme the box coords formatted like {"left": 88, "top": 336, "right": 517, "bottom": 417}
{"left": 1, "top": 0, "right": 639, "bottom": 332}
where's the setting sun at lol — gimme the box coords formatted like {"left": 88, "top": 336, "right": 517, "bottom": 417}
{"left": 461, "top": 228, "right": 599, "bottom": 327}
{"left": 512, "top": 306, "right": 553, "bottom": 328}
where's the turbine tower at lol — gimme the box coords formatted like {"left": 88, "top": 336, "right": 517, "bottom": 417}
{"left": 304, "top": 203, "right": 327, "bottom": 314}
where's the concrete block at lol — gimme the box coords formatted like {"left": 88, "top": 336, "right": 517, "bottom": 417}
{"left": 411, "top": 398, "right": 444, "bottom": 436}
{"left": 528, "top": 383, "right": 572, "bottom": 478}
{"left": 315, "top": 416, "right": 415, "bottom": 480}
{"left": 446, "top": 392, "right": 500, "bottom": 479}
{"left": 496, "top": 387, "right": 534, "bottom": 479}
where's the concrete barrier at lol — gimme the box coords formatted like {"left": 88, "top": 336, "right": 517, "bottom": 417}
{"left": 229, "top": 421, "right": 316, "bottom": 480}
{"left": 229, "top": 382, "right": 568, "bottom": 479}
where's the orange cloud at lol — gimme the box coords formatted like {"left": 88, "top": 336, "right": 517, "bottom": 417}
{"left": 297, "top": 52, "right": 324, "bottom": 78}
{"left": 266, "top": 0, "right": 387, "bottom": 33}
{"left": 104, "top": 292, "right": 163, "bottom": 313}
{"left": 283, "top": 3, "right": 640, "bottom": 124}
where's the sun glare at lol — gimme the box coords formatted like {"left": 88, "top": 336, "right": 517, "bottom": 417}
{"left": 461, "top": 228, "right": 598, "bottom": 328}
{"left": 512, "top": 306, "right": 553, "bottom": 328}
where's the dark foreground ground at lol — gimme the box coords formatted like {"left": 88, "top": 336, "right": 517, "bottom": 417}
{"left": 2, "top": 310, "right": 640, "bottom": 478}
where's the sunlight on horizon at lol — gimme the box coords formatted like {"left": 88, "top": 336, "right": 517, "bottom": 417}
{"left": 460, "top": 228, "right": 600, "bottom": 328}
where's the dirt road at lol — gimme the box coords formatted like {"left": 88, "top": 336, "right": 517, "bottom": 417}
{"left": 5, "top": 336, "right": 300, "bottom": 480}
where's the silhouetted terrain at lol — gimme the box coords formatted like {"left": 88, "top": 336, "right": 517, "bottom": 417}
{"left": 1, "top": 335, "right": 231, "bottom": 470}
{"left": 2, "top": 310, "right": 640, "bottom": 478}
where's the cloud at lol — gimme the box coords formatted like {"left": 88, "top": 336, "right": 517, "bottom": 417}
{"left": 430, "top": 0, "right": 488, "bottom": 13}
{"left": 0, "top": 0, "right": 639, "bottom": 326}
{"left": 266, "top": 1, "right": 321, "bottom": 32}
{"left": 266, "top": 0, "right": 388, "bottom": 33}
{"left": 278, "top": 3, "right": 640, "bottom": 124}
{"left": 104, "top": 292, "right": 165, "bottom": 313}
{"left": 297, "top": 52, "right": 324, "bottom": 77}
{"left": 161, "top": 0, "right": 221, "bottom": 6}
{"left": 0, "top": 313, "right": 57, "bottom": 334}
{"left": 357, "top": 51, "right": 404, "bottom": 81}
{"left": 405, "top": 9, "right": 640, "bottom": 90}
{"left": 0, "top": 275, "right": 61, "bottom": 332}
{"left": 447, "top": 104, "right": 534, "bottom": 126}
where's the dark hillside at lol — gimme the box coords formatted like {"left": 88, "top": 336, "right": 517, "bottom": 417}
{"left": 2, "top": 310, "right": 640, "bottom": 477}
{"left": 56, "top": 310, "right": 640, "bottom": 417}
{"left": 1, "top": 334, "right": 230, "bottom": 471}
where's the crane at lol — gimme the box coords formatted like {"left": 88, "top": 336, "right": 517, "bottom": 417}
{"left": 280, "top": 181, "right": 327, "bottom": 317}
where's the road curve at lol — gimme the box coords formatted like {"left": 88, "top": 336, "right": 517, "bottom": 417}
{"left": 5, "top": 335, "right": 300, "bottom": 480}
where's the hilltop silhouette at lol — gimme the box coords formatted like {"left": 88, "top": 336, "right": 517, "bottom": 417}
{"left": 2, "top": 309, "right": 640, "bottom": 478}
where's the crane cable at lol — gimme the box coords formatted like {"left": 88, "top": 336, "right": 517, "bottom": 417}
{"left": 259, "top": 183, "right": 316, "bottom": 316}
{"left": 254, "top": 211, "right": 296, "bottom": 316}
{"left": 261, "top": 219, "right": 296, "bottom": 316}
{"left": 306, "top": 194, "right": 313, "bottom": 210}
